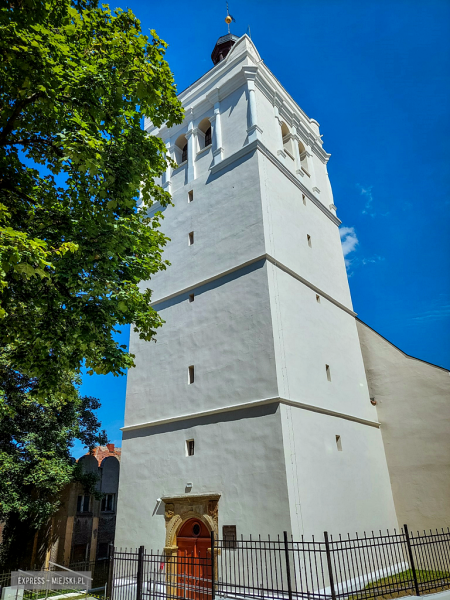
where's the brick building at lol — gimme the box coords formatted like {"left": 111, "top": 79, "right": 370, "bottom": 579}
{"left": 49, "top": 444, "right": 121, "bottom": 564}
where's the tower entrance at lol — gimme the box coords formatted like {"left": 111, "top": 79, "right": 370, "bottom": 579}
{"left": 177, "top": 518, "right": 212, "bottom": 600}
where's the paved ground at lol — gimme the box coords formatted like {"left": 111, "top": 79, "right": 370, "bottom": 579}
{"left": 418, "top": 592, "right": 450, "bottom": 600}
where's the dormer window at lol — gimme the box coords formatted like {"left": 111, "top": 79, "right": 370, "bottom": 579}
{"left": 181, "top": 143, "right": 188, "bottom": 163}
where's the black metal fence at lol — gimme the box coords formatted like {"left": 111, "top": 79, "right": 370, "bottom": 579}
{"left": 0, "top": 558, "right": 111, "bottom": 598}
{"left": 64, "top": 558, "right": 110, "bottom": 590}
{"left": 109, "top": 526, "right": 450, "bottom": 600}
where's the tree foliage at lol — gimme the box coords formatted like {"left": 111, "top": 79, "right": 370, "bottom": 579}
{"left": 0, "top": 0, "right": 183, "bottom": 539}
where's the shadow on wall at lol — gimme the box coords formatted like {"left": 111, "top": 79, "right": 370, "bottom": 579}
{"left": 122, "top": 402, "right": 279, "bottom": 441}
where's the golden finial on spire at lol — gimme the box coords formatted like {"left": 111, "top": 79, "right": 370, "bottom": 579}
{"left": 225, "top": 2, "right": 235, "bottom": 34}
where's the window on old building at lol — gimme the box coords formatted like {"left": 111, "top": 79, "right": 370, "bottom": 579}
{"left": 101, "top": 493, "right": 115, "bottom": 512}
{"left": 77, "top": 495, "right": 90, "bottom": 513}
{"left": 72, "top": 543, "right": 89, "bottom": 562}
{"left": 97, "top": 543, "right": 110, "bottom": 559}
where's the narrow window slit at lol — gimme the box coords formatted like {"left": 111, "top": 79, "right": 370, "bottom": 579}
{"left": 186, "top": 439, "right": 195, "bottom": 456}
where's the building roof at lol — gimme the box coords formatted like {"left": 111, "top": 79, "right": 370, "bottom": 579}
{"left": 356, "top": 317, "right": 449, "bottom": 372}
{"left": 82, "top": 444, "right": 121, "bottom": 466}
{"left": 211, "top": 33, "right": 239, "bottom": 65}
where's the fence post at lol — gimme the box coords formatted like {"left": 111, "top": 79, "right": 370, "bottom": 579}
{"left": 136, "top": 545, "right": 145, "bottom": 600}
{"left": 211, "top": 530, "right": 216, "bottom": 600}
{"left": 283, "top": 531, "right": 293, "bottom": 600}
{"left": 324, "top": 532, "right": 337, "bottom": 600}
{"left": 107, "top": 544, "right": 114, "bottom": 599}
{"left": 404, "top": 524, "right": 420, "bottom": 596}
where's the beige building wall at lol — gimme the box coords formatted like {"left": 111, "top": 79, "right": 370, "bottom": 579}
{"left": 357, "top": 319, "right": 450, "bottom": 531}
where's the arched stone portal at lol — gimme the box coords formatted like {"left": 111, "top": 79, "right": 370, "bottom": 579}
{"left": 162, "top": 494, "right": 220, "bottom": 551}
{"left": 162, "top": 495, "right": 220, "bottom": 600}
{"left": 177, "top": 518, "right": 212, "bottom": 599}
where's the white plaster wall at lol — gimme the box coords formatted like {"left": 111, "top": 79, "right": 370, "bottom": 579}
{"left": 194, "top": 145, "right": 213, "bottom": 180}
{"left": 357, "top": 320, "right": 450, "bottom": 530}
{"left": 267, "top": 264, "right": 374, "bottom": 419}
{"left": 125, "top": 261, "right": 278, "bottom": 427}
{"left": 257, "top": 89, "right": 280, "bottom": 156}
{"left": 280, "top": 404, "right": 399, "bottom": 539}
{"left": 147, "top": 152, "right": 264, "bottom": 302}
{"left": 310, "top": 153, "right": 332, "bottom": 204}
{"left": 259, "top": 154, "right": 353, "bottom": 308}
{"left": 116, "top": 405, "right": 292, "bottom": 549}
{"left": 220, "top": 85, "right": 250, "bottom": 157}
{"left": 170, "top": 163, "right": 188, "bottom": 192}
{"left": 254, "top": 88, "right": 328, "bottom": 203}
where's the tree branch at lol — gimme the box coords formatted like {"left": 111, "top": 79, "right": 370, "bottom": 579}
{"left": 0, "top": 136, "right": 65, "bottom": 158}
{"left": 0, "top": 136, "right": 50, "bottom": 147}
{"left": 0, "top": 93, "right": 42, "bottom": 145}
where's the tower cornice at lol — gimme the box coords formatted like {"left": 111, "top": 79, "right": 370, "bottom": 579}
{"left": 146, "top": 35, "right": 330, "bottom": 163}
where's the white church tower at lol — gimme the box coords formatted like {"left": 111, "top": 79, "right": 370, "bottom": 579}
{"left": 116, "top": 33, "right": 398, "bottom": 551}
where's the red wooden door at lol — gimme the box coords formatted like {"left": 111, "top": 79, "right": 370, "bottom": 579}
{"left": 177, "top": 519, "right": 212, "bottom": 600}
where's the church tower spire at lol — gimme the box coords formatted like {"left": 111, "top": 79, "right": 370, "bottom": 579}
{"left": 211, "top": 3, "right": 238, "bottom": 65}
{"left": 211, "top": 33, "right": 239, "bottom": 65}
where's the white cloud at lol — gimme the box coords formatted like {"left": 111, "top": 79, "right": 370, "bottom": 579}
{"left": 411, "top": 305, "right": 450, "bottom": 322}
{"left": 340, "top": 226, "right": 384, "bottom": 274}
{"left": 357, "top": 184, "right": 376, "bottom": 217}
{"left": 361, "top": 255, "right": 385, "bottom": 265}
{"left": 340, "top": 226, "right": 359, "bottom": 258}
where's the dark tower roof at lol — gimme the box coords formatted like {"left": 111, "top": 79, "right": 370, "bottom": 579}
{"left": 211, "top": 34, "right": 239, "bottom": 65}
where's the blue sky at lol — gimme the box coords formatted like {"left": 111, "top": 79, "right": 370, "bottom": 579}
{"left": 72, "top": 0, "right": 450, "bottom": 457}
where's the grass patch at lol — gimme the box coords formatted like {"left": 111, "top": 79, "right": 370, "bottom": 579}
{"left": 348, "top": 569, "right": 450, "bottom": 600}
{"left": 24, "top": 591, "right": 89, "bottom": 600}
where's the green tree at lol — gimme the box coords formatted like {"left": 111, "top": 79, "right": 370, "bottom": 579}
{"left": 0, "top": 0, "right": 183, "bottom": 554}
{"left": 0, "top": 364, "right": 107, "bottom": 568}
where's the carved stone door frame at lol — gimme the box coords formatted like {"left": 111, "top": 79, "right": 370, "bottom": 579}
{"left": 161, "top": 494, "right": 220, "bottom": 598}
{"left": 162, "top": 493, "right": 220, "bottom": 553}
